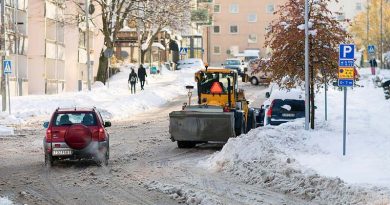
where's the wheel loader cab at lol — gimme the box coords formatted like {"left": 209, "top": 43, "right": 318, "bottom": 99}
{"left": 195, "top": 69, "right": 238, "bottom": 108}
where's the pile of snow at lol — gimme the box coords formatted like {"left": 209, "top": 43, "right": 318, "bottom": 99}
{"left": 146, "top": 181, "right": 222, "bottom": 205}
{"left": 0, "top": 197, "right": 13, "bottom": 205}
{"left": 202, "top": 68, "right": 390, "bottom": 204}
{"left": 0, "top": 125, "right": 14, "bottom": 135}
{"left": 0, "top": 64, "right": 197, "bottom": 125}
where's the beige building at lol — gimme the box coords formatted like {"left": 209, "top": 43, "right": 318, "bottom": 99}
{"left": 206, "top": 0, "right": 286, "bottom": 66}
{"left": 27, "top": 0, "right": 103, "bottom": 95}
{"left": 2, "top": 0, "right": 29, "bottom": 96}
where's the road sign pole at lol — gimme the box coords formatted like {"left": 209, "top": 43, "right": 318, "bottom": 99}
{"left": 343, "top": 87, "right": 347, "bottom": 156}
{"left": 6, "top": 74, "right": 10, "bottom": 114}
{"left": 325, "top": 74, "right": 328, "bottom": 121}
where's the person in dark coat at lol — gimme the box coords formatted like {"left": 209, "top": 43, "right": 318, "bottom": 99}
{"left": 137, "top": 64, "right": 147, "bottom": 90}
{"left": 128, "top": 68, "right": 138, "bottom": 94}
{"left": 369, "top": 58, "right": 378, "bottom": 75}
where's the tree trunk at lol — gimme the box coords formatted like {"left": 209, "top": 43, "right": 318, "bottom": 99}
{"left": 310, "top": 65, "right": 315, "bottom": 129}
{"left": 97, "top": 50, "right": 108, "bottom": 84}
{"left": 141, "top": 50, "right": 146, "bottom": 64}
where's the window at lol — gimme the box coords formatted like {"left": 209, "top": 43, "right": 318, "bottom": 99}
{"left": 54, "top": 112, "right": 97, "bottom": 126}
{"left": 337, "top": 13, "right": 345, "bottom": 21}
{"left": 248, "top": 34, "right": 257, "bottom": 43}
{"left": 213, "top": 25, "right": 220, "bottom": 33}
{"left": 266, "top": 4, "right": 274, "bottom": 14}
{"left": 229, "top": 3, "right": 239, "bottom": 13}
{"left": 230, "top": 25, "right": 238, "bottom": 34}
{"left": 199, "top": 72, "right": 235, "bottom": 94}
{"left": 356, "top": 3, "right": 362, "bottom": 11}
{"left": 214, "top": 4, "right": 220, "bottom": 13}
{"left": 213, "top": 46, "right": 221, "bottom": 54}
{"left": 248, "top": 13, "right": 257, "bottom": 22}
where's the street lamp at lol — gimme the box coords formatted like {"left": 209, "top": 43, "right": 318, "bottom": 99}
{"left": 304, "top": 0, "right": 310, "bottom": 130}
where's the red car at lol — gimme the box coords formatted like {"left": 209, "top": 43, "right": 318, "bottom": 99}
{"left": 43, "top": 107, "right": 111, "bottom": 166}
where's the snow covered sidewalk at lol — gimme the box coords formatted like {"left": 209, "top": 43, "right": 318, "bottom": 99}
{"left": 0, "top": 65, "right": 196, "bottom": 127}
{"left": 202, "top": 68, "right": 390, "bottom": 204}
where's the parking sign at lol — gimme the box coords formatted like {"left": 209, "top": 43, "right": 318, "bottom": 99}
{"left": 339, "top": 44, "right": 355, "bottom": 60}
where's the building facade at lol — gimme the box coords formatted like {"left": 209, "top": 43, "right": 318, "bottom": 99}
{"left": 2, "top": 0, "right": 29, "bottom": 96}
{"left": 28, "top": 0, "right": 103, "bottom": 95}
{"left": 206, "top": 0, "right": 286, "bottom": 66}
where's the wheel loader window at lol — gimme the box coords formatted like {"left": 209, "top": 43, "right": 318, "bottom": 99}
{"left": 200, "top": 73, "right": 233, "bottom": 94}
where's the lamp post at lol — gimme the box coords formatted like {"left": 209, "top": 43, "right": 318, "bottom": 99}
{"left": 85, "top": 0, "right": 91, "bottom": 91}
{"left": 304, "top": 0, "right": 310, "bottom": 130}
{"left": 1, "top": 0, "right": 7, "bottom": 111}
{"left": 380, "top": 0, "right": 383, "bottom": 69}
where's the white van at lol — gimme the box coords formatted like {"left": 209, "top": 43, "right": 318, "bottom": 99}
{"left": 246, "top": 58, "right": 270, "bottom": 85}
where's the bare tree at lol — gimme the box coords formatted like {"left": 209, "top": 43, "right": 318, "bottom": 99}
{"left": 137, "top": 0, "right": 191, "bottom": 63}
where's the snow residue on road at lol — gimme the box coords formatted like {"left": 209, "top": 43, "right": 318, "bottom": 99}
{"left": 0, "top": 125, "right": 14, "bottom": 135}
{"left": 146, "top": 181, "right": 222, "bottom": 205}
{"left": 202, "top": 68, "right": 390, "bottom": 204}
{"left": 0, "top": 197, "right": 13, "bottom": 205}
{"left": 0, "top": 65, "right": 196, "bottom": 126}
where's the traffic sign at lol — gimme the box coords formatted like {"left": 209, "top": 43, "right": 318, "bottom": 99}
{"left": 338, "top": 79, "right": 354, "bottom": 87}
{"left": 339, "top": 44, "right": 355, "bottom": 60}
{"left": 3, "top": 60, "right": 12, "bottom": 74}
{"left": 104, "top": 48, "right": 114, "bottom": 58}
{"left": 368, "top": 45, "right": 375, "bottom": 54}
{"left": 338, "top": 67, "right": 354, "bottom": 79}
{"left": 339, "top": 60, "right": 354, "bottom": 67}
{"left": 179, "top": 47, "right": 188, "bottom": 55}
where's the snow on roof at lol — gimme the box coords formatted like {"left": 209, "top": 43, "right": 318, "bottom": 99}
{"left": 152, "top": 42, "right": 165, "bottom": 50}
{"left": 270, "top": 88, "right": 304, "bottom": 101}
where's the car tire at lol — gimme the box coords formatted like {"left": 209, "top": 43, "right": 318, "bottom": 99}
{"left": 177, "top": 141, "right": 196, "bottom": 148}
{"left": 250, "top": 77, "right": 259, "bottom": 85}
{"left": 45, "top": 154, "right": 54, "bottom": 167}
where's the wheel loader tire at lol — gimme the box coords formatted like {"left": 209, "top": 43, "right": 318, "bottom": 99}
{"left": 235, "top": 118, "right": 245, "bottom": 136}
{"left": 246, "top": 109, "right": 256, "bottom": 132}
{"left": 177, "top": 141, "right": 196, "bottom": 148}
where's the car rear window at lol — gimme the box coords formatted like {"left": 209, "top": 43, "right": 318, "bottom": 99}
{"left": 272, "top": 99, "right": 305, "bottom": 112}
{"left": 53, "top": 112, "right": 97, "bottom": 126}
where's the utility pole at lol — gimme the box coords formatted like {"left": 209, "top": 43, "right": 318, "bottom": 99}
{"left": 380, "top": 0, "right": 383, "bottom": 69}
{"left": 1, "top": 0, "right": 7, "bottom": 111}
{"left": 304, "top": 0, "right": 310, "bottom": 130}
{"left": 85, "top": 0, "right": 91, "bottom": 91}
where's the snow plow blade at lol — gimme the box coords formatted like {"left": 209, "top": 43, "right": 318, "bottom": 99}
{"left": 169, "top": 111, "right": 236, "bottom": 142}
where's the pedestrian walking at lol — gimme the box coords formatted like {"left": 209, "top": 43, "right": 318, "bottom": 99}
{"left": 128, "top": 68, "right": 138, "bottom": 94}
{"left": 137, "top": 64, "right": 147, "bottom": 90}
{"left": 369, "top": 58, "right": 378, "bottom": 75}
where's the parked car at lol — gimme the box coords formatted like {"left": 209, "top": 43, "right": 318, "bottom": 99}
{"left": 246, "top": 58, "right": 271, "bottom": 86}
{"left": 222, "top": 58, "right": 245, "bottom": 76}
{"left": 43, "top": 107, "right": 111, "bottom": 166}
{"left": 261, "top": 87, "right": 305, "bottom": 126}
{"left": 176, "top": 58, "right": 205, "bottom": 70}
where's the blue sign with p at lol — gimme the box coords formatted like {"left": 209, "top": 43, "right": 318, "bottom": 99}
{"left": 339, "top": 44, "right": 355, "bottom": 60}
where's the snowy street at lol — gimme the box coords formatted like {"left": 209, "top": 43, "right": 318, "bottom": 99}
{"left": 1, "top": 67, "right": 390, "bottom": 205}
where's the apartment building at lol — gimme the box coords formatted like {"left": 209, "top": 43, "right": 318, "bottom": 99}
{"left": 28, "top": 0, "right": 103, "bottom": 95}
{"left": 329, "top": 0, "right": 366, "bottom": 21}
{"left": 2, "top": 0, "right": 29, "bottom": 96}
{"left": 207, "top": 0, "right": 286, "bottom": 66}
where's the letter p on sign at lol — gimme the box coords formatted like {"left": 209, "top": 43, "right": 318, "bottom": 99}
{"left": 339, "top": 44, "right": 355, "bottom": 60}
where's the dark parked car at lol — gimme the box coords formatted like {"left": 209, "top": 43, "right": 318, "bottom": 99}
{"left": 265, "top": 99, "right": 305, "bottom": 126}
{"left": 43, "top": 107, "right": 111, "bottom": 166}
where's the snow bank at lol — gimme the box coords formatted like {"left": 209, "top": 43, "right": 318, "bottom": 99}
{"left": 146, "top": 181, "right": 222, "bottom": 205}
{"left": 0, "top": 125, "right": 14, "bottom": 135}
{"left": 0, "top": 197, "right": 13, "bottom": 205}
{"left": 0, "top": 64, "right": 197, "bottom": 124}
{"left": 202, "top": 68, "right": 390, "bottom": 204}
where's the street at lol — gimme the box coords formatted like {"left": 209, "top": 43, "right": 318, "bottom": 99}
{"left": 0, "top": 84, "right": 311, "bottom": 205}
